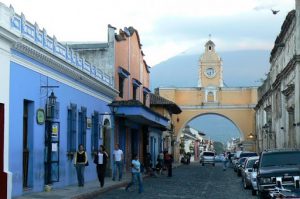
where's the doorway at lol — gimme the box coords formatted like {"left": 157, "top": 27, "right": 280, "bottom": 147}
{"left": 0, "top": 103, "right": 7, "bottom": 198}
{"left": 131, "top": 129, "right": 138, "bottom": 156}
{"left": 102, "top": 119, "right": 111, "bottom": 176}
{"left": 23, "top": 100, "right": 33, "bottom": 189}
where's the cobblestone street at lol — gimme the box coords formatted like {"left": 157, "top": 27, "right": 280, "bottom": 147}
{"left": 93, "top": 163, "right": 256, "bottom": 199}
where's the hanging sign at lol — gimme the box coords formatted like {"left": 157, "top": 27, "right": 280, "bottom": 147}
{"left": 36, "top": 109, "right": 45, "bottom": 125}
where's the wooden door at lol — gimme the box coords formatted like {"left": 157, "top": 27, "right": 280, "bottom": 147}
{"left": 0, "top": 103, "right": 7, "bottom": 198}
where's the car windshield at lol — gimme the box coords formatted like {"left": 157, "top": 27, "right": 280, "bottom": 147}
{"left": 240, "top": 152, "right": 257, "bottom": 158}
{"left": 203, "top": 152, "right": 214, "bottom": 156}
{"left": 239, "top": 158, "right": 247, "bottom": 164}
{"left": 246, "top": 159, "right": 258, "bottom": 168}
{"left": 260, "top": 151, "right": 300, "bottom": 167}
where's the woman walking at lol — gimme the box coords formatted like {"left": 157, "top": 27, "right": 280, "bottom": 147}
{"left": 74, "top": 144, "right": 88, "bottom": 187}
{"left": 125, "top": 154, "right": 143, "bottom": 193}
{"left": 94, "top": 145, "right": 109, "bottom": 188}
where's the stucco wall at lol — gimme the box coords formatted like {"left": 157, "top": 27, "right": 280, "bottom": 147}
{"left": 9, "top": 53, "right": 112, "bottom": 197}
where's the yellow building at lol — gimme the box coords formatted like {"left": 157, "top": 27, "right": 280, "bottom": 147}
{"left": 156, "top": 40, "right": 258, "bottom": 161}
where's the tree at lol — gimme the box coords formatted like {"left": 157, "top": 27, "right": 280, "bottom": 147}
{"left": 213, "top": 142, "right": 224, "bottom": 154}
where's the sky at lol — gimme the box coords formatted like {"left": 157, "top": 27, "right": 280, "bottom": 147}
{"left": 0, "top": 0, "right": 295, "bottom": 66}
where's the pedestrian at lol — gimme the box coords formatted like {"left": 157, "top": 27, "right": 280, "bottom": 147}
{"left": 164, "top": 150, "right": 173, "bottom": 177}
{"left": 93, "top": 145, "right": 109, "bottom": 188}
{"left": 112, "top": 144, "right": 123, "bottom": 181}
{"left": 145, "top": 152, "right": 155, "bottom": 176}
{"left": 74, "top": 144, "right": 88, "bottom": 187}
{"left": 186, "top": 152, "right": 191, "bottom": 165}
{"left": 223, "top": 151, "right": 229, "bottom": 171}
{"left": 157, "top": 151, "right": 164, "bottom": 167}
{"left": 125, "top": 154, "right": 144, "bottom": 193}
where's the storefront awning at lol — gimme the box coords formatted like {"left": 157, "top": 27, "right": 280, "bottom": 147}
{"left": 109, "top": 100, "right": 169, "bottom": 129}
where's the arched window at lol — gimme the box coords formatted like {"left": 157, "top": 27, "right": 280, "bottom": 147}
{"left": 207, "top": 92, "right": 214, "bottom": 102}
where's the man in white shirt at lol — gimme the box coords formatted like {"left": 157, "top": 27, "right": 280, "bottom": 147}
{"left": 112, "top": 144, "right": 123, "bottom": 181}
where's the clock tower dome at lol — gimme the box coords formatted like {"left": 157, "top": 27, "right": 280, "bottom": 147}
{"left": 198, "top": 40, "right": 223, "bottom": 88}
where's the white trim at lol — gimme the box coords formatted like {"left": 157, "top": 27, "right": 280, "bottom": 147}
{"left": 11, "top": 55, "right": 114, "bottom": 103}
{"left": 181, "top": 104, "right": 256, "bottom": 109}
{"left": 0, "top": 38, "right": 12, "bottom": 199}
{"left": 158, "top": 86, "right": 258, "bottom": 90}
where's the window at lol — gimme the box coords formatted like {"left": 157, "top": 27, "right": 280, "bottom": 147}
{"left": 119, "top": 76, "right": 124, "bottom": 98}
{"left": 91, "top": 111, "right": 99, "bottom": 152}
{"left": 118, "top": 67, "right": 130, "bottom": 98}
{"left": 143, "top": 92, "right": 147, "bottom": 105}
{"left": 67, "top": 104, "right": 77, "bottom": 153}
{"left": 133, "top": 86, "right": 137, "bottom": 100}
{"left": 78, "top": 107, "right": 87, "bottom": 147}
{"left": 209, "top": 46, "right": 212, "bottom": 51}
{"left": 207, "top": 92, "right": 214, "bottom": 102}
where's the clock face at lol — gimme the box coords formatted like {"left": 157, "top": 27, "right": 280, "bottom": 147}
{"left": 205, "top": 67, "right": 216, "bottom": 78}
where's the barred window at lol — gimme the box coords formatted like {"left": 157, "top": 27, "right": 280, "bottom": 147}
{"left": 67, "top": 104, "right": 77, "bottom": 153}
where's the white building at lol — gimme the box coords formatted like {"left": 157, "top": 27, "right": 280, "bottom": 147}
{"left": 255, "top": 0, "right": 300, "bottom": 151}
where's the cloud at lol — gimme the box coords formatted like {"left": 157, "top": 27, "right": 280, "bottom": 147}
{"left": 1, "top": 0, "right": 295, "bottom": 66}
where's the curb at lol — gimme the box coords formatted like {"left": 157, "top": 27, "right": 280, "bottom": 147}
{"left": 71, "top": 180, "right": 129, "bottom": 199}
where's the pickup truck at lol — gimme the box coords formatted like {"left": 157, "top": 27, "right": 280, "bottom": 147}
{"left": 256, "top": 149, "right": 300, "bottom": 199}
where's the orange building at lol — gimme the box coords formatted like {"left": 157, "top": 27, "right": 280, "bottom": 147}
{"left": 70, "top": 26, "right": 169, "bottom": 174}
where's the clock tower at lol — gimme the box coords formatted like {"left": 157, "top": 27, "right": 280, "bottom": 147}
{"left": 198, "top": 40, "right": 223, "bottom": 88}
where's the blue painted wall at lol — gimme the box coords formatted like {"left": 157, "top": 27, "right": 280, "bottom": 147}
{"left": 9, "top": 51, "right": 112, "bottom": 197}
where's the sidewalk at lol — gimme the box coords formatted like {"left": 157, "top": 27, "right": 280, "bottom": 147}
{"left": 14, "top": 163, "right": 181, "bottom": 199}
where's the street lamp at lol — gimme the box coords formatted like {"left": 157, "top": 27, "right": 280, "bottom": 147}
{"left": 248, "top": 133, "right": 255, "bottom": 139}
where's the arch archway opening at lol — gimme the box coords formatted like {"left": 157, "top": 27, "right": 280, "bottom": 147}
{"left": 180, "top": 113, "right": 243, "bottom": 156}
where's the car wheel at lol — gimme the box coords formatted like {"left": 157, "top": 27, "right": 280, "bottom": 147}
{"left": 237, "top": 170, "right": 241, "bottom": 177}
{"left": 212, "top": 163, "right": 215, "bottom": 167}
{"left": 202, "top": 163, "right": 204, "bottom": 166}
{"left": 243, "top": 179, "right": 248, "bottom": 189}
{"left": 251, "top": 189, "right": 257, "bottom": 196}
{"left": 257, "top": 191, "right": 267, "bottom": 199}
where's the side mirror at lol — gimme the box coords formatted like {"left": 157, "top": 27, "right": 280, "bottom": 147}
{"left": 253, "top": 162, "right": 258, "bottom": 169}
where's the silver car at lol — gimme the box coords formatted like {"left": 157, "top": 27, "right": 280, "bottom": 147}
{"left": 200, "top": 151, "right": 215, "bottom": 166}
{"left": 241, "top": 156, "right": 259, "bottom": 190}
{"left": 250, "top": 170, "right": 257, "bottom": 195}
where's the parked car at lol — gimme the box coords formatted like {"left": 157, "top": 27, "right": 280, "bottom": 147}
{"left": 250, "top": 168, "right": 258, "bottom": 196}
{"left": 256, "top": 149, "right": 300, "bottom": 199}
{"left": 228, "top": 152, "right": 236, "bottom": 163}
{"left": 233, "top": 151, "right": 257, "bottom": 172}
{"left": 200, "top": 151, "right": 215, "bottom": 166}
{"left": 241, "top": 156, "right": 259, "bottom": 189}
{"left": 237, "top": 157, "right": 248, "bottom": 177}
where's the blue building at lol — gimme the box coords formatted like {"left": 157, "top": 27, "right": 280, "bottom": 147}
{"left": 0, "top": 3, "right": 118, "bottom": 198}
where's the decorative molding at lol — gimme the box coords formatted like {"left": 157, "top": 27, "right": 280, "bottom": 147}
{"left": 0, "top": 4, "right": 114, "bottom": 88}
{"left": 281, "top": 84, "right": 295, "bottom": 97}
{"left": 11, "top": 54, "right": 117, "bottom": 103}
{"left": 180, "top": 104, "right": 256, "bottom": 110}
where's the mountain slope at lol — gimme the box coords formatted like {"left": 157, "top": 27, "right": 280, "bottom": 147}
{"left": 150, "top": 50, "right": 270, "bottom": 90}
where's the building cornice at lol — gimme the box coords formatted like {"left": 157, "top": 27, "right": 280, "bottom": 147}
{"left": 157, "top": 86, "right": 258, "bottom": 91}
{"left": 0, "top": 3, "right": 119, "bottom": 99}
{"left": 180, "top": 104, "right": 256, "bottom": 110}
{"left": 13, "top": 41, "right": 119, "bottom": 99}
{"left": 256, "top": 55, "right": 300, "bottom": 109}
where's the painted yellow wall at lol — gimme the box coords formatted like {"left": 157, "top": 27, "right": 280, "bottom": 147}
{"left": 158, "top": 88, "right": 257, "bottom": 143}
